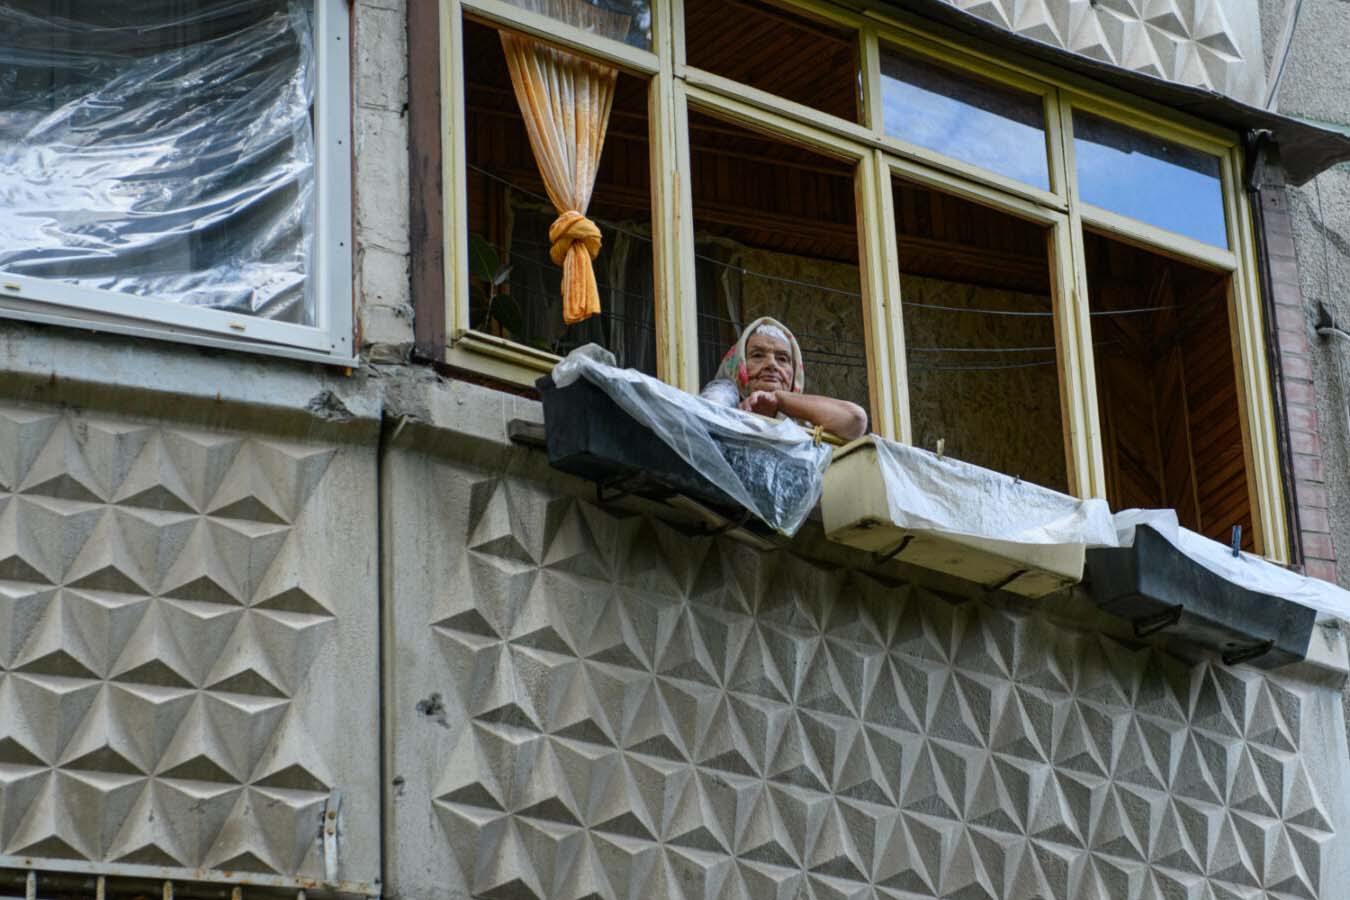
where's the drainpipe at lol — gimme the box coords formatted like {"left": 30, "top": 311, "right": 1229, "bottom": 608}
{"left": 1245, "top": 130, "right": 1305, "bottom": 568}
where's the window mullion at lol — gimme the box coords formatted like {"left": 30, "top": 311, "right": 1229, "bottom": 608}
{"left": 1223, "top": 146, "right": 1290, "bottom": 561}
{"left": 860, "top": 149, "right": 908, "bottom": 443}
{"left": 652, "top": 0, "right": 698, "bottom": 391}
{"left": 442, "top": 0, "right": 472, "bottom": 341}
{"left": 1053, "top": 94, "right": 1108, "bottom": 500}
{"left": 860, "top": 24, "right": 883, "bottom": 138}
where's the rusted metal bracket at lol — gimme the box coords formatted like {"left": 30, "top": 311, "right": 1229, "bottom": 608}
{"left": 1223, "top": 639, "right": 1274, "bottom": 667}
{"left": 985, "top": 569, "right": 1029, "bottom": 593}
{"left": 507, "top": 418, "right": 547, "bottom": 449}
{"left": 323, "top": 791, "right": 343, "bottom": 884}
{"left": 1133, "top": 603, "right": 1183, "bottom": 638}
{"left": 872, "top": 534, "right": 913, "bottom": 567}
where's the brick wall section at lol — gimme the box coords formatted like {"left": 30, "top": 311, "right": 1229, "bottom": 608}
{"left": 1259, "top": 164, "right": 1338, "bottom": 581}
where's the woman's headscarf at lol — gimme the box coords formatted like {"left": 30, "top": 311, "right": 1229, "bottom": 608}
{"left": 714, "top": 316, "right": 806, "bottom": 398}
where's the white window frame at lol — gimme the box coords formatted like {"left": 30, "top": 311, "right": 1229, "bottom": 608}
{"left": 0, "top": 0, "right": 354, "bottom": 366}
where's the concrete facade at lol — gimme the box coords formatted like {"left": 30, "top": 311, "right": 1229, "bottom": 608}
{"left": 1255, "top": 0, "right": 1350, "bottom": 779}
{"left": 383, "top": 382, "right": 1350, "bottom": 900}
{"left": 0, "top": 1, "right": 1349, "bottom": 899}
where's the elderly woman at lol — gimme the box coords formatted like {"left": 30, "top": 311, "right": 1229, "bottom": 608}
{"left": 701, "top": 317, "right": 868, "bottom": 441}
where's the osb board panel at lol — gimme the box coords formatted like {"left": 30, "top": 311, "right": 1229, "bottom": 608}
{"left": 702, "top": 248, "right": 1066, "bottom": 492}
{"left": 0, "top": 401, "right": 379, "bottom": 889}
{"left": 1096, "top": 354, "right": 1165, "bottom": 512}
{"left": 384, "top": 443, "right": 1348, "bottom": 900}
{"left": 901, "top": 276, "right": 1068, "bottom": 493}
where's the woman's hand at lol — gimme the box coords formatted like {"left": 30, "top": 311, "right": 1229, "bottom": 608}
{"left": 739, "top": 390, "right": 782, "bottom": 417}
{"left": 738, "top": 389, "right": 869, "bottom": 440}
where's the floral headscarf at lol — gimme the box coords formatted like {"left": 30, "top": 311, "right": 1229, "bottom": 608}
{"left": 714, "top": 316, "right": 806, "bottom": 398}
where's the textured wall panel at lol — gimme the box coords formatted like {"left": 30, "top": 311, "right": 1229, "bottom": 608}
{"left": 387, "top": 443, "right": 1350, "bottom": 900}
{"left": 938, "top": 0, "right": 1265, "bottom": 104}
{"left": 0, "top": 402, "right": 379, "bottom": 892}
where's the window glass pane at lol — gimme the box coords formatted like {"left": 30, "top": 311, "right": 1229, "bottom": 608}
{"left": 684, "top": 0, "right": 860, "bottom": 124}
{"left": 892, "top": 177, "right": 1067, "bottom": 492}
{"left": 1085, "top": 231, "right": 1254, "bottom": 549}
{"left": 1073, "top": 111, "right": 1227, "bottom": 247}
{"left": 496, "top": 0, "right": 651, "bottom": 50}
{"left": 688, "top": 112, "right": 872, "bottom": 423}
{"left": 463, "top": 19, "right": 656, "bottom": 372}
{"left": 0, "top": 0, "right": 317, "bottom": 324}
{"left": 880, "top": 47, "right": 1049, "bottom": 190}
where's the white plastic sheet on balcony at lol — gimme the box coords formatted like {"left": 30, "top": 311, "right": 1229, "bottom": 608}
{"left": 865, "top": 437, "right": 1118, "bottom": 547}
{"left": 551, "top": 346, "right": 832, "bottom": 536}
{"left": 0, "top": 1, "right": 316, "bottom": 323}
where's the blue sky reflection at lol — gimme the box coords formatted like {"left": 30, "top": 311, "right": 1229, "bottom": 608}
{"left": 880, "top": 51, "right": 1049, "bottom": 190}
{"left": 1073, "top": 111, "right": 1227, "bottom": 247}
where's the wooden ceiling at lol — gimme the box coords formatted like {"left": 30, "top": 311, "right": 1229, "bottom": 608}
{"left": 683, "top": 0, "right": 859, "bottom": 123}
{"left": 687, "top": 112, "right": 858, "bottom": 263}
{"left": 893, "top": 182, "right": 1050, "bottom": 294}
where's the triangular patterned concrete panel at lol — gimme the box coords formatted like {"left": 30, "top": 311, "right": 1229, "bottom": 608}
{"left": 0, "top": 403, "right": 356, "bottom": 885}
{"left": 419, "top": 469, "right": 1339, "bottom": 900}
{"left": 928, "top": 0, "right": 1254, "bottom": 99}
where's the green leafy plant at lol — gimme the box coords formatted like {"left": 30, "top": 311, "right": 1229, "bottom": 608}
{"left": 468, "top": 233, "right": 523, "bottom": 336}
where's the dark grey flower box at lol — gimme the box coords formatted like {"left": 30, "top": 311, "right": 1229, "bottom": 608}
{"left": 535, "top": 375, "right": 820, "bottom": 532}
{"left": 1085, "top": 525, "right": 1316, "bottom": 668}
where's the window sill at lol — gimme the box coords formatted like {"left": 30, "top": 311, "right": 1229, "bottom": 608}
{"left": 445, "top": 329, "right": 559, "bottom": 388}
{"left": 0, "top": 289, "right": 355, "bottom": 368}
{"left": 0, "top": 320, "right": 377, "bottom": 437}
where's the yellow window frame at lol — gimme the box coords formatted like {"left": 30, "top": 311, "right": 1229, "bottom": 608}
{"left": 435, "top": 0, "right": 1290, "bottom": 561}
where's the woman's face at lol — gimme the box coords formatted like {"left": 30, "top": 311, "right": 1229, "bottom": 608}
{"left": 745, "top": 331, "right": 793, "bottom": 394}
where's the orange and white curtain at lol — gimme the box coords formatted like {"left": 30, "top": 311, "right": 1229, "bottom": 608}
{"left": 499, "top": 1, "right": 629, "bottom": 325}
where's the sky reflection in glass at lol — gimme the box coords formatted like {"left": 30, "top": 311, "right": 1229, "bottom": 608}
{"left": 1073, "top": 111, "right": 1227, "bottom": 247}
{"left": 499, "top": 0, "right": 652, "bottom": 48}
{"left": 880, "top": 48, "right": 1049, "bottom": 190}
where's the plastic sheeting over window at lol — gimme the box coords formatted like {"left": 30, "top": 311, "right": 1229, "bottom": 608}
{"left": 0, "top": 0, "right": 317, "bottom": 324}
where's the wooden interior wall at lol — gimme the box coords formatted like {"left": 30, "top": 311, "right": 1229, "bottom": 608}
{"left": 1088, "top": 234, "right": 1254, "bottom": 550}
{"left": 892, "top": 182, "right": 1064, "bottom": 491}
{"left": 1096, "top": 354, "right": 1165, "bottom": 511}
{"left": 1182, "top": 302, "right": 1252, "bottom": 546}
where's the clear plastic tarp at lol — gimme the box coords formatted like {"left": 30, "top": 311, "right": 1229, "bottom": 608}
{"left": 0, "top": 0, "right": 316, "bottom": 323}
{"left": 551, "top": 346, "right": 832, "bottom": 535}
{"left": 1114, "top": 509, "right": 1350, "bottom": 622}
{"left": 860, "top": 440, "right": 1350, "bottom": 616}
{"left": 867, "top": 437, "right": 1118, "bottom": 547}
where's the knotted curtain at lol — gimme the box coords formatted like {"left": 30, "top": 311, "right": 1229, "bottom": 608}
{"left": 499, "top": 9, "right": 625, "bottom": 325}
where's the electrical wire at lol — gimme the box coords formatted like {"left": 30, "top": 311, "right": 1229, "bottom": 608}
{"left": 1314, "top": 172, "right": 1350, "bottom": 443}
{"left": 472, "top": 164, "right": 1182, "bottom": 330}
{"left": 910, "top": 359, "right": 1059, "bottom": 371}
{"left": 1265, "top": 0, "right": 1305, "bottom": 109}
